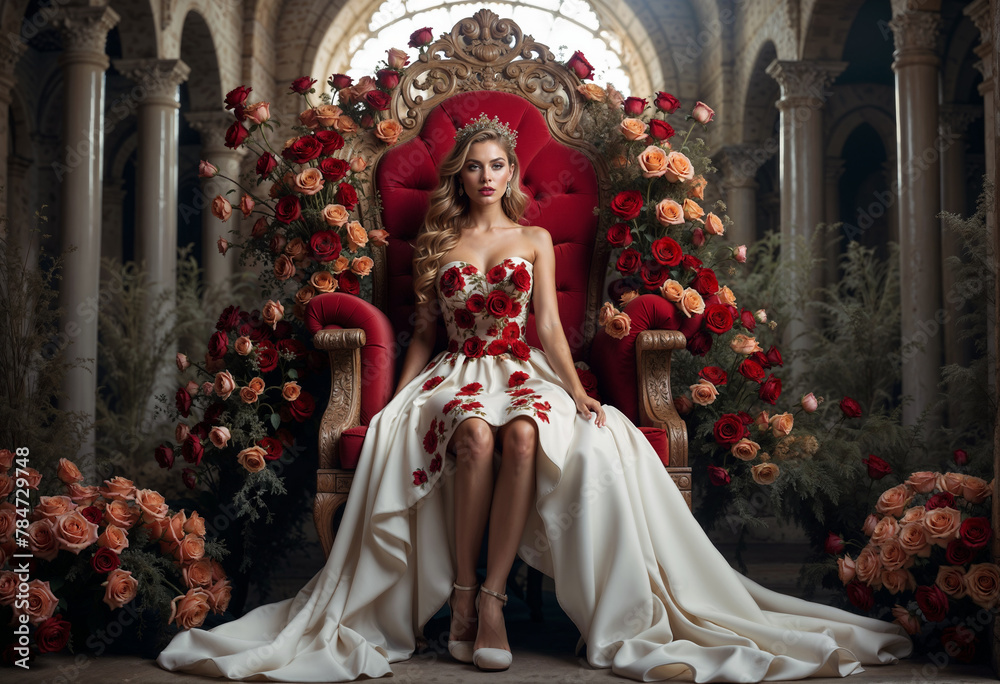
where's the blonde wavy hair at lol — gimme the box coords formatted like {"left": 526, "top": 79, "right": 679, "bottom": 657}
{"left": 412, "top": 128, "right": 529, "bottom": 306}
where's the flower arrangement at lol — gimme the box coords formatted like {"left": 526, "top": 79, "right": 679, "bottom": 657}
{"left": 0, "top": 452, "right": 228, "bottom": 663}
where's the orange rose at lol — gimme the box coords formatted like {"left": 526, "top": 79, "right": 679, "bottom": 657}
{"left": 101, "top": 476, "right": 137, "bottom": 501}
{"left": 248, "top": 377, "right": 265, "bottom": 395}
{"left": 881, "top": 568, "right": 916, "bottom": 595}
{"left": 682, "top": 198, "right": 704, "bottom": 223}
{"left": 730, "top": 334, "right": 762, "bottom": 355}
{"left": 184, "top": 511, "right": 206, "bottom": 536}
{"left": 237, "top": 446, "right": 268, "bottom": 473}
{"left": 704, "top": 212, "right": 724, "bottom": 236}
{"left": 234, "top": 336, "right": 253, "bottom": 356}
{"left": 936, "top": 472, "right": 964, "bottom": 495}
{"left": 904, "top": 471, "right": 939, "bottom": 494}
{"left": 262, "top": 300, "right": 284, "bottom": 330}
{"left": 664, "top": 151, "right": 694, "bottom": 183}
{"left": 207, "top": 579, "right": 232, "bottom": 614}
{"left": 936, "top": 565, "right": 967, "bottom": 598}
{"left": 239, "top": 387, "right": 259, "bottom": 404}
{"left": 598, "top": 302, "right": 618, "bottom": 326}
{"left": 961, "top": 475, "right": 992, "bottom": 503}
{"left": 169, "top": 588, "right": 212, "bottom": 629}
{"left": 862, "top": 513, "right": 879, "bottom": 537}
{"left": 576, "top": 83, "right": 605, "bottom": 101}
{"left": 922, "top": 506, "right": 961, "bottom": 546}
{"left": 655, "top": 198, "right": 684, "bottom": 226}
{"left": 689, "top": 380, "right": 719, "bottom": 407}
{"left": 15, "top": 579, "right": 58, "bottom": 624}
{"left": 273, "top": 254, "right": 296, "bottom": 281}
{"left": 176, "top": 533, "right": 206, "bottom": 564}
{"left": 183, "top": 559, "right": 214, "bottom": 588}
{"left": 604, "top": 312, "right": 631, "bottom": 340}
{"left": 135, "top": 489, "right": 169, "bottom": 522}
{"left": 284, "top": 237, "right": 309, "bottom": 264}
{"left": 717, "top": 285, "right": 736, "bottom": 307}
{"left": 837, "top": 555, "right": 856, "bottom": 585}
{"left": 871, "top": 516, "right": 900, "bottom": 545}
{"left": 891, "top": 605, "right": 922, "bottom": 635}
{"left": 102, "top": 569, "right": 138, "bottom": 610}
{"left": 32, "top": 495, "right": 76, "bottom": 521}
{"left": 605, "top": 84, "right": 624, "bottom": 108}
{"left": 637, "top": 146, "right": 669, "bottom": 178}
{"left": 731, "top": 438, "right": 760, "bottom": 461}
{"left": 97, "top": 524, "right": 130, "bottom": 554}
{"left": 687, "top": 175, "right": 707, "bottom": 200}
{"left": 66, "top": 483, "right": 100, "bottom": 505}
{"left": 210, "top": 195, "right": 232, "bottom": 222}
{"left": 750, "top": 462, "right": 779, "bottom": 485}
{"left": 900, "top": 506, "right": 925, "bottom": 524}
{"left": 875, "top": 484, "right": 913, "bottom": 517}
{"left": 0, "top": 450, "right": 13, "bottom": 469}
{"left": 310, "top": 271, "right": 336, "bottom": 292}
{"left": 368, "top": 229, "right": 389, "bottom": 246}
{"left": 374, "top": 119, "right": 403, "bottom": 145}
{"left": 346, "top": 221, "right": 368, "bottom": 252}
{"left": 293, "top": 168, "right": 325, "bottom": 196}
{"left": 332, "top": 255, "right": 351, "bottom": 275}
{"left": 335, "top": 115, "right": 358, "bottom": 134}
{"left": 964, "top": 563, "right": 1000, "bottom": 609}
{"left": 898, "top": 521, "right": 931, "bottom": 557}
{"left": 619, "top": 118, "right": 647, "bottom": 141}
{"left": 162, "top": 510, "right": 186, "bottom": 544}
{"left": 877, "top": 538, "right": 910, "bottom": 571}
{"left": 53, "top": 510, "right": 99, "bottom": 554}
{"left": 27, "top": 519, "right": 59, "bottom": 561}
{"left": 299, "top": 107, "right": 319, "bottom": 129}
{"left": 214, "top": 371, "right": 236, "bottom": 400}
{"left": 351, "top": 256, "right": 374, "bottom": 277}
{"left": 678, "top": 288, "right": 704, "bottom": 317}
{"left": 619, "top": 290, "right": 639, "bottom": 307}
{"left": 104, "top": 500, "right": 138, "bottom": 529}
{"left": 57, "top": 458, "right": 84, "bottom": 485}
{"left": 295, "top": 285, "right": 315, "bottom": 307}
{"left": 350, "top": 156, "right": 367, "bottom": 173}
{"left": 768, "top": 412, "right": 794, "bottom": 438}
{"left": 322, "top": 204, "right": 349, "bottom": 227}
{"left": 754, "top": 411, "right": 771, "bottom": 431}
{"left": 0, "top": 571, "right": 17, "bottom": 604}
{"left": 207, "top": 426, "right": 230, "bottom": 450}
{"left": 855, "top": 545, "right": 882, "bottom": 587}
{"left": 315, "top": 104, "right": 342, "bottom": 127}
{"left": 282, "top": 382, "right": 302, "bottom": 402}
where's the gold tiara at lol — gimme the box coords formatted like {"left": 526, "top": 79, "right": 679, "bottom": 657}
{"left": 454, "top": 113, "right": 518, "bottom": 149}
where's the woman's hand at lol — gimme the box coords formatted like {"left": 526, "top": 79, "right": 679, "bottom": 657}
{"left": 574, "top": 394, "right": 606, "bottom": 428}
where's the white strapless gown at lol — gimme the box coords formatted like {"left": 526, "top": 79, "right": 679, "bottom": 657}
{"left": 157, "top": 256, "right": 911, "bottom": 681}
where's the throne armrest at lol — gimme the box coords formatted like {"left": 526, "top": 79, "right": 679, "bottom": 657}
{"left": 311, "top": 328, "right": 366, "bottom": 470}
{"left": 635, "top": 330, "right": 688, "bottom": 469}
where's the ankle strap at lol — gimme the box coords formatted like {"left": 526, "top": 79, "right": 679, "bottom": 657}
{"left": 480, "top": 586, "right": 508, "bottom": 606}
{"left": 453, "top": 582, "right": 479, "bottom": 591}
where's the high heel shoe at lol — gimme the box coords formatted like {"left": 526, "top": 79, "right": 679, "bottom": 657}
{"left": 448, "top": 582, "right": 478, "bottom": 663}
{"left": 473, "top": 586, "right": 513, "bottom": 671}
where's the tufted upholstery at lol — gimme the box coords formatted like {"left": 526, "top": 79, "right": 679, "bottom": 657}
{"left": 376, "top": 91, "right": 599, "bottom": 363}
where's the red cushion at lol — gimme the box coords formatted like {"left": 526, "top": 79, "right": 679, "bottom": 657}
{"left": 639, "top": 427, "right": 669, "bottom": 466}
{"left": 376, "top": 91, "right": 598, "bottom": 361}
{"left": 305, "top": 293, "right": 396, "bottom": 426}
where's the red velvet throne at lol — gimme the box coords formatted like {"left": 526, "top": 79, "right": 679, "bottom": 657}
{"left": 305, "top": 10, "right": 690, "bottom": 555}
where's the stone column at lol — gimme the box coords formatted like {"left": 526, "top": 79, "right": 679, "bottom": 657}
{"left": 185, "top": 110, "right": 246, "bottom": 292}
{"left": 765, "top": 59, "right": 847, "bottom": 364}
{"left": 51, "top": 5, "right": 120, "bottom": 468}
{"left": 823, "top": 158, "right": 845, "bottom": 288}
{"left": 719, "top": 143, "right": 772, "bottom": 248}
{"left": 889, "top": 7, "right": 943, "bottom": 428}
{"left": 101, "top": 180, "right": 126, "bottom": 265}
{"left": 883, "top": 156, "right": 899, "bottom": 244}
{"left": 0, "top": 41, "right": 26, "bottom": 239}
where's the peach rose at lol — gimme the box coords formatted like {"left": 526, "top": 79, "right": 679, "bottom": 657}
{"left": 202, "top": 382, "right": 214, "bottom": 396}
{"left": 837, "top": 555, "right": 856, "bottom": 585}
{"left": 619, "top": 290, "right": 639, "bottom": 307}
{"left": 176, "top": 533, "right": 206, "bottom": 564}
{"left": 315, "top": 104, "right": 342, "bottom": 127}
{"left": 655, "top": 198, "right": 685, "bottom": 226}
{"left": 207, "top": 579, "right": 232, "bottom": 614}
{"left": 898, "top": 521, "right": 931, "bottom": 557}
{"left": 98, "top": 524, "right": 129, "bottom": 554}
{"left": 936, "top": 565, "right": 968, "bottom": 598}
{"left": 855, "top": 545, "right": 882, "bottom": 587}
{"left": 730, "top": 334, "right": 762, "bottom": 355}
{"left": 273, "top": 254, "right": 296, "bottom": 281}
{"left": 598, "top": 301, "right": 619, "bottom": 326}
{"left": 891, "top": 605, "right": 922, "bottom": 635}
{"left": 605, "top": 84, "right": 625, "bottom": 107}
{"left": 576, "top": 83, "right": 606, "bottom": 101}
{"left": 871, "top": 516, "right": 900, "bottom": 545}
{"left": 937, "top": 471, "right": 964, "bottom": 495}
{"left": 875, "top": 484, "right": 914, "bottom": 517}
{"left": 298, "top": 107, "right": 319, "bottom": 129}
{"left": 689, "top": 380, "right": 719, "bottom": 407}
{"left": 682, "top": 198, "right": 704, "bottom": 223}
{"left": 170, "top": 588, "right": 212, "bottom": 629}
{"left": 335, "top": 115, "right": 358, "bottom": 134}
{"left": 214, "top": 371, "right": 236, "bottom": 400}
{"left": 755, "top": 411, "right": 771, "bottom": 431}
{"left": 234, "top": 336, "right": 253, "bottom": 356}
{"left": 262, "top": 300, "right": 285, "bottom": 330}
{"left": 238, "top": 446, "right": 268, "bottom": 473}
{"left": 750, "top": 462, "right": 779, "bottom": 485}
{"left": 248, "top": 377, "right": 265, "bottom": 396}
{"left": 209, "top": 426, "right": 231, "bottom": 449}
{"left": 346, "top": 221, "right": 369, "bottom": 252}
{"left": 184, "top": 511, "right": 206, "bottom": 536}
{"left": 604, "top": 312, "right": 631, "bottom": 340}
{"left": 922, "top": 506, "right": 961, "bottom": 546}
{"left": 211, "top": 195, "right": 232, "bottom": 222}
{"left": 27, "top": 519, "right": 59, "bottom": 561}
{"left": 704, "top": 212, "right": 725, "bottom": 236}
{"left": 33, "top": 495, "right": 77, "bottom": 521}
{"left": 239, "top": 387, "right": 259, "bottom": 404}
{"left": 240, "top": 100, "right": 270, "bottom": 125}
{"left": 162, "top": 511, "right": 186, "bottom": 544}
{"left": 295, "top": 285, "right": 315, "bottom": 307}
{"left": 0, "top": 449, "right": 12, "bottom": 469}
{"left": 961, "top": 475, "right": 992, "bottom": 504}
{"left": 0, "top": 570, "right": 17, "bottom": 605}
{"left": 660, "top": 279, "right": 683, "bottom": 302}
{"left": 731, "top": 438, "right": 760, "bottom": 461}
{"left": 176, "top": 352, "right": 191, "bottom": 372}
{"left": 310, "top": 271, "right": 336, "bottom": 293}
{"left": 66, "top": 483, "right": 100, "bottom": 505}
{"left": 687, "top": 175, "right": 707, "bottom": 200}
{"left": 53, "top": 510, "right": 99, "bottom": 554}
{"left": 103, "top": 569, "right": 138, "bottom": 610}
{"left": 282, "top": 382, "right": 302, "bottom": 402}
{"left": 692, "top": 101, "right": 715, "bottom": 124}
{"left": 350, "top": 156, "right": 367, "bottom": 173}
{"left": 293, "top": 168, "right": 325, "bottom": 196}
{"left": 183, "top": 559, "right": 214, "bottom": 589}
{"left": 285, "top": 237, "right": 309, "bottom": 264}
{"left": 368, "top": 229, "right": 389, "bottom": 246}
{"left": 679, "top": 288, "right": 705, "bottom": 317}
{"left": 322, "top": 203, "right": 349, "bottom": 227}
{"left": 57, "top": 458, "right": 84, "bottom": 485}
{"left": 332, "top": 255, "right": 350, "bottom": 274}
{"left": 769, "top": 413, "right": 794, "bottom": 438}
{"left": 351, "top": 256, "right": 374, "bottom": 277}
{"left": 375, "top": 119, "right": 403, "bottom": 145}
{"left": 664, "top": 151, "right": 694, "bottom": 183}
{"left": 15, "top": 579, "right": 58, "bottom": 624}
{"left": 101, "top": 475, "right": 136, "bottom": 501}
{"left": 104, "top": 500, "right": 138, "bottom": 529}
{"left": 881, "top": 568, "right": 916, "bottom": 595}
{"left": 717, "top": 285, "right": 736, "bottom": 307}
{"left": 637, "top": 146, "right": 669, "bottom": 178}
{"left": 239, "top": 194, "right": 255, "bottom": 219}
{"left": 878, "top": 538, "right": 910, "bottom": 571}
{"left": 135, "top": 489, "right": 169, "bottom": 522}
{"left": 619, "top": 118, "right": 648, "bottom": 141}
{"left": 904, "top": 471, "right": 939, "bottom": 494}
{"left": 900, "top": 506, "right": 925, "bottom": 524}
{"left": 964, "top": 563, "right": 1000, "bottom": 609}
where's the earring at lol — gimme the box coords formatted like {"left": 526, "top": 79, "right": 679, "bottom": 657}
{"left": 505, "top": 185, "right": 511, "bottom": 197}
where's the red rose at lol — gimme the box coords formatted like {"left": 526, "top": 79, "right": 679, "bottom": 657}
{"left": 290, "top": 76, "right": 316, "bottom": 94}
{"left": 640, "top": 261, "right": 669, "bottom": 290}
{"left": 256, "top": 152, "right": 277, "bottom": 178}
{"left": 650, "top": 236, "right": 682, "bottom": 266}
{"left": 281, "top": 135, "right": 323, "bottom": 163}
{"left": 704, "top": 303, "right": 734, "bottom": 334}
{"left": 80, "top": 506, "right": 103, "bottom": 524}
{"left": 502, "top": 321, "right": 520, "bottom": 339}
{"left": 256, "top": 340, "right": 279, "bottom": 372}
{"left": 182, "top": 468, "right": 197, "bottom": 489}
{"left": 915, "top": 585, "right": 949, "bottom": 622}
{"left": 423, "top": 426, "right": 438, "bottom": 454}
{"left": 824, "top": 532, "right": 845, "bottom": 555}
{"left": 686, "top": 330, "right": 713, "bottom": 356}
{"left": 713, "top": 414, "right": 746, "bottom": 446}
{"left": 486, "top": 339, "right": 509, "bottom": 356}
{"left": 926, "top": 492, "right": 955, "bottom": 510}
{"left": 681, "top": 254, "right": 702, "bottom": 271}
{"left": 510, "top": 340, "right": 531, "bottom": 361}
{"left": 175, "top": 387, "right": 192, "bottom": 417}
{"left": 465, "top": 293, "right": 485, "bottom": 313}
{"left": 422, "top": 376, "right": 444, "bottom": 391}
{"left": 439, "top": 266, "right": 465, "bottom": 297}
{"left": 310, "top": 230, "right": 343, "bottom": 262}
{"left": 314, "top": 130, "right": 345, "bottom": 155}
{"left": 616, "top": 248, "right": 641, "bottom": 275}
{"left": 738, "top": 359, "right": 765, "bottom": 383}
{"left": 510, "top": 265, "right": 531, "bottom": 292}
{"left": 412, "top": 469, "right": 428, "bottom": 486}
{"left": 453, "top": 308, "right": 474, "bottom": 329}
{"left": 258, "top": 436, "right": 283, "bottom": 461}
{"left": 846, "top": 581, "right": 873, "bottom": 611}
{"left": 277, "top": 338, "right": 307, "bottom": 357}
{"left": 274, "top": 195, "right": 301, "bottom": 224}
{"left": 610, "top": 190, "right": 643, "bottom": 220}
{"left": 566, "top": 50, "right": 594, "bottom": 79}
{"left": 840, "top": 396, "right": 862, "bottom": 418}
{"left": 204, "top": 401, "right": 227, "bottom": 424}
{"left": 606, "top": 223, "right": 633, "bottom": 247}
{"left": 182, "top": 435, "right": 204, "bottom": 465}
{"left": 486, "top": 263, "right": 507, "bottom": 284}
{"left": 945, "top": 539, "right": 974, "bottom": 565}
{"left": 338, "top": 271, "right": 360, "bottom": 295}
{"left": 623, "top": 97, "right": 647, "bottom": 115}
{"left": 765, "top": 345, "right": 783, "bottom": 367}
{"left": 691, "top": 268, "right": 719, "bottom": 296}
{"left": 316, "top": 158, "right": 349, "bottom": 183}
{"left": 954, "top": 449, "right": 968, "bottom": 465}
{"left": 216, "top": 305, "right": 240, "bottom": 331}
{"left": 941, "top": 626, "right": 977, "bottom": 664}
{"left": 750, "top": 351, "right": 770, "bottom": 369}
{"left": 224, "top": 121, "right": 249, "bottom": 149}
{"left": 329, "top": 73, "right": 353, "bottom": 89}
{"left": 699, "top": 366, "right": 727, "bottom": 385}
{"left": 648, "top": 119, "right": 675, "bottom": 141}
{"left": 335, "top": 182, "right": 359, "bottom": 210}
{"left": 208, "top": 330, "right": 229, "bottom": 359}
{"left": 225, "top": 85, "right": 252, "bottom": 110}
{"left": 408, "top": 27, "right": 434, "bottom": 48}
{"left": 758, "top": 375, "right": 782, "bottom": 404}
{"left": 509, "top": 371, "right": 529, "bottom": 387}
{"left": 289, "top": 391, "right": 315, "bottom": 421}
{"left": 363, "top": 89, "right": 391, "bottom": 111}
{"left": 653, "top": 91, "right": 681, "bottom": 113}
{"left": 486, "top": 291, "right": 514, "bottom": 318}
{"left": 959, "top": 517, "right": 992, "bottom": 549}
{"left": 691, "top": 227, "right": 705, "bottom": 248}
{"left": 862, "top": 454, "right": 892, "bottom": 480}
{"left": 155, "top": 445, "right": 174, "bottom": 470}
{"left": 707, "top": 465, "right": 730, "bottom": 486}
{"left": 463, "top": 337, "right": 485, "bottom": 358}
{"left": 376, "top": 69, "right": 399, "bottom": 90}
{"left": 91, "top": 546, "right": 121, "bottom": 574}
{"left": 740, "top": 309, "right": 756, "bottom": 331}
{"left": 35, "top": 614, "right": 71, "bottom": 654}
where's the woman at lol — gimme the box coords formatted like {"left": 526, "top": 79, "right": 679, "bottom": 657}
{"left": 158, "top": 115, "right": 911, "bottom": 682}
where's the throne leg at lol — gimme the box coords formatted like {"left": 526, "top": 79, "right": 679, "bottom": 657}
{"left": 315, "top": 469, "right": 354, "bottom": 556}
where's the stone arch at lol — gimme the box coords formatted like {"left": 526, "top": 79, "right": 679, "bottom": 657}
{"left": 739, "top": 39, "right": 780, "bottom": 145}
{"left": 114, "top": 0, "right": 161, "bottom": 60}
{"left": 941, "top": 13, "right": 982, "bottom": 105}
{"left": 800, "top": 0, "right": 867, "bottom": 60}
{"left": 823, "top": 84, "right": 896, "bottom": 160}
{"left": 177, "top": 7, "right": 224, "bottom": 112}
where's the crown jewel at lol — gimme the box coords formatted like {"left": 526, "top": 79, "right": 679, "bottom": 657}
{"left": 454, "top": 113, "right": 518, "bottom": 149}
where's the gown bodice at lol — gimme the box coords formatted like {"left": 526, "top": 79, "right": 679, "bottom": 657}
{"left": 436, "top": 256, "right": 534, "bottom": 361}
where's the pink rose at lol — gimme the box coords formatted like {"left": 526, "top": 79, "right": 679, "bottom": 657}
{"left": 211, "top": 195, "right": 232, "bottom": 222}
{"left": 936, "top": 565, "right": 967, "bottom": 598}
{"left": 242, "top": 101, "right": 270, "bottom": 125}
{"left": 14, "top": 580, "right": 58, "bottom": 624}
{"left": 691, "top": 101, "right": 715, "bottom": 124}
{"left": 871, "top": 516, "right": 899, "bottom": 545}
{"left": 905, "top": 471, "right": 939, "bottom": 494}
{"left": 875, "top": 484, "right": 914, "bottom": 517}
{"left": 56, "top": 458, "right": 84, "bottom": 485}
{"left": 922, "top": 507, "right": 961, "bottom": 547}
{"left": 891, "top": 605, "right": 922, "bottom": 635}
{"left": 102, "top": 569, "right": 139, "bottom": 610}
{"left": 862, "top": 513, "right": 879, "bottom": 537}
{"left": 198, "top": 160, "right": 218, "bottom": 178}
{"left": 214, "top": 371, "right": 236, "bottom": 400}
{"left": 52, "top": 510, "right": 99, "bottom": 554}
{"left": 27, "top": 519, "right": 60, "bottom": 561}
{"left": 801, "top": 393, "right": 818, "bottom": 413}
{"left": 837, "top": 555, "right": 856, "bottom": 585}
{"left": 169, "top": 588, "right": 212, "bottom": 629}
{"left": 209, "top": 426, "right": 231, "bottom": 449}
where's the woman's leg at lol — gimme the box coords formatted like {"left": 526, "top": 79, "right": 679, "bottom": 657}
{"left": 477, "top": 416, "right": 538, "bottom": 652}
{"left": 449, "top": 417, "right": 495, "bottom": 644}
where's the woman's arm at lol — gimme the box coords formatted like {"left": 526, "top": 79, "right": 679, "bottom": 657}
{"left": 392, "top": 298, "right": 438, "bottom": 397}
{"left": 529, "top": 228, "right": 606, "bottom": 427}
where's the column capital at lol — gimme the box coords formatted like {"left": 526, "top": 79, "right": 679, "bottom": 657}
{"left": 113, "top": 58, "right": 190, "bottom": 107}
{"left": 765, "top": 59, "right": 847, "bottom": 108}
{"left": 938, "top": 104, "right": 982, "bottom": 138}
{"left": 185, "top": 110, "right": 249, "bottom": 156}
{"left": 718, "top": 143, "right": 772, "bottom": 188}
{"left": 963, "top": 0, "right": 992, "bottom": 47}
{"left": 52, "top": 5, "right": 120, "bottom": 68}
{"left": 889, "top": 10, "right": 940, "bottom": 68}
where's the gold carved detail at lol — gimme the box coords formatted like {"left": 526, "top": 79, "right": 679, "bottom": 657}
{"left": 636, "top": 330, "right": 688, "bottom": 469}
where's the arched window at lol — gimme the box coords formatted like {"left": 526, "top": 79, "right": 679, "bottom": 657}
{"left": 344, "top": 0, "right": 632, "bottom": 93}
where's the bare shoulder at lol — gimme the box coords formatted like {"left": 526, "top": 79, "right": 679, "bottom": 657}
{"left": 520, "top": 225, "right": 553, "bottom": 259}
